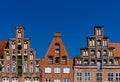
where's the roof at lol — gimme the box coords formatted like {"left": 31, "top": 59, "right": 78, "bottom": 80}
{"left": 0, "top": 41, "right": 7, "bottom": 55}
{"left": 109, "top": 42, "right": 120, "bottom": 57}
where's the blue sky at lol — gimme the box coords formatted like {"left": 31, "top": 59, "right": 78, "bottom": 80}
{"left": 0, "top": 0, "right": 120, "bottom": 58}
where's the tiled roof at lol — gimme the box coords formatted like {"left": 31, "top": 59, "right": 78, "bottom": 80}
{"left": 109, "top": 42, "right": 120, "bottom": 57}
{"left": 0, "top": 41, "right": 7, "bottom": 55}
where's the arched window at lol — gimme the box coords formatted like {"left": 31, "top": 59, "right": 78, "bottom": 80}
{"left": 103, "top": 50, "right": 107, "bottom": 56}
{"left": 97, "top": 40, "right": 101, "bottom": 46}
{"left": 97, "top": 50, "right": 101, "bottom": 58}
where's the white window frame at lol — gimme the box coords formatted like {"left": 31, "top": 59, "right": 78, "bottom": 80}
{"left": 96, "top": 73, "right": 102, "bottom": 81}
{"left": 76, "top": 72, "right": 82, "bottom": 81}
{"left": 54, "top": 67, "right": 60, "bottom": 73}
{"left": 63, "top": 68, "right": 70, "bottom": 74}
{"left": 45, "top": 67, "right": 51, "bottom": 73}
{"left": 84, "top": 72, "right": 90, "bottom": 81}
{"left": 54, "top": 79, "right": 60, "bottom": 82}
{"left": 116, "top": 72, "right": 120, "bottom": 82}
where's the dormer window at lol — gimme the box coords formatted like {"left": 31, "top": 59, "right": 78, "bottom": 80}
{"left": 55, "top": 49, "right": 60, "bottom": 54}
{"left": 18, "top": 30, "right": 21, "bottom": 38}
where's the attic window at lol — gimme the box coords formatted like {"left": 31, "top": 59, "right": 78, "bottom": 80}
{"left": 55, "top": 43, "right": 60, "bottom": 46}
{"left": 48, "top": 56, "right": 53, "bottom": 62}
{"left": 55, "top": 49, "right": 60, "bottom": 54}
{"left": 62, "top": 56, "right": 66, "bottom": 62}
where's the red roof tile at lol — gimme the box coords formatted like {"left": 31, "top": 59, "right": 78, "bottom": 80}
{"left": 0, "top": 41, "right": 7, "bottom": 55}
{"left": 109, "top": 42, "right": 120, "bottom": 57}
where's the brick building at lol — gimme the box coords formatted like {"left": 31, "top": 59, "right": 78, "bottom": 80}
{"left": 73, "top": 26, "right": 120, "bottom": 82}
{"left": 40, "top": 32, "right": 73, "bottom": 82}
{"left": 0, "top": 27, "right": 40, "bottom": 82}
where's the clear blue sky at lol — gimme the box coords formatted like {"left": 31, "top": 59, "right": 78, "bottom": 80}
{"left": 0, "top": 0, "right": 120, "bottom": 58}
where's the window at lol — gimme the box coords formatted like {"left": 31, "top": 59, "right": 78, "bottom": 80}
{"left": 83, "top": 50, "right": 88, "bottom": 56}
{"left": 84, "top": 60, "right": 88, "bottom": 64}
{"left": 18, "top": 30, "right": 21, "bottom": 38}
{"left": 76, "top": 72, "right": 82, "bottom": 81}
{"left": 108, "top": 73, "right": 113, "bottom": 81}
{"left": 54, "top": 67, "right": 60, "bottom": 73}
{"left": 12, "top": 77, "right": 18, "bottom": 82}
{"left": 97, "top": 61, "right": 102, "bottom": 70}
{"left": 55, "top": 49, "right": 60, "bottom": 53}
{"left": 103, "top": 40, "right": 107, "bottom": 46}
{"left": 24, "top": 63, "right": 28, "bottom": 73}
{"left": 12, "top": 41, "right": 15, "bottom": 49}
{"left": 24, "top": 41, "right": 28, "bottom": 49}
{"left": 96, "top": 29, "right": 102, "bottom": 36}
{"left": 33, "top": 77, "right": 39, "bottom": 81}
{"left": 45, "top": 67, "right": 51, "bottom": 73}
{"left": 62, "top": 56, "right": 67, "bottom": 62}
{"left": 6, "top": 65, "right": 10, "bottom": 73}
{"left": 30, "top": 65, "right": 33, "bottom": 73}
{"left": 116, "top": 73, "right": 120, "bottom": 82}
{"left": 91, "top": 60, "right": 95, "bottom": 64}
{"left": 97, "top": 50, "right": 101, "bottom": 58}
{"left": 97, "top": 40, "right": 101, "bottom": 46}
{"left": 109, "top": 59, "right": 113, "bottom": 64}
{"left": 2, "top": 77, "right": 9, "bottom": 82}
{"left": 12, "top": 66, "right": 16, "bottom": 73}
{"left": 45, "top": 78, "right": 51, "bottom": 82}
{"left": 84, "top": 72, "right": 90, "bottom": 81}
{"left": 48, "top": 56, "right": 53, "bottom": 62}
{"left": 90, "top": 39, "right": 95, "bottom": 46}
{"left": 24, "top": 51, "right": 27, "bottom": 55}
{"left": 103, "top": 59, "right": 107, "bottom": 64}
{"left": 109, "top": 50, "right": 113, "bottom": 56}
{"left": 96, "top": 73, "right": 102, "bottom": 81}
{"left": 17, "top": 45, "right": 22, "bottom": 50}
{"left": 77, "top": 59, "right": 81, "bottom": 64}
{"left": 64, "top": 79, "right": 70, "bottom": 82}
{"left": 24, "top": 56, "right": 27, "bottom": 61}
{"left": 54, "top": 79, "right": 60, "bottom": 82}
{"left": 12, "top": 51, "right": 16, "bottom": 55}
{"left": 30, "top": 55, "right": 33, "bottom": 60}
{"left": 25, "top": 77, "right": 31, "bottom": 82}
{"left": 63, "top": 68, "right": 70, "bottom": 73}
{"left": 55, "top": 57, "right": 60, "bottom": 64}
{"left": 103, "top": 50, "right": 107, "bottom": 56}
{"left": 6, "top": 55, "right": 10, "bottom": 60}
{"left": 0, "top": 65, "right": 2, "bottom": 71}
{"left": 91, "top": 50, "right": 95, "bottom": 55}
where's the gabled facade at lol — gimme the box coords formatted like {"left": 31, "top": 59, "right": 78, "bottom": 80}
{"left": 0, "top": 27, "right": 40, "bottom": 82}
{"left": 73, "top": 26, "right": 120, "bottom": 82}
{"left": 40, "top": 32, "right": 73, "bottom": 82}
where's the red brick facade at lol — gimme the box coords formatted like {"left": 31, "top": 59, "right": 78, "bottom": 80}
{"left": 40, "top": 32, "right": 73, "bottom": 82}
